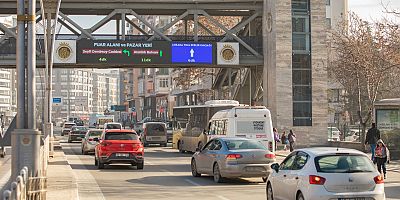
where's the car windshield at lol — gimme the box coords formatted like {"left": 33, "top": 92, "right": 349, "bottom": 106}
{"left": 105, "top": 132, "right": 138, "bottom": 140}
{"left": 106, "top": 124, "right": 121, "bottom": 129}
{"left": 72, "top": 127, "right": 87, "bottom": 131}
{"left": 224, "top": 140, "right": 267, "bottom": 150}
{"left": 315, "top": 154, "right": 375, "bottom": 173}
{"left": 88, "top": 131, "right": 102, "bottom": 138}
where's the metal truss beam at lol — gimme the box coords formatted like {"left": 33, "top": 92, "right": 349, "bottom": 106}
{"left": 148, "top": 10, "right": 189, "bottom": 41}
{"left": 125, "top": 17, "right": 149, "bottom": 36}
{"left": 221, "top": 12, "right": 260, "bottom": 42}
{"left": 59, "top": 12, "right": 94, "bottom": 39}
{"left": 199, "top": 10, "right": 261, "bottom": 58}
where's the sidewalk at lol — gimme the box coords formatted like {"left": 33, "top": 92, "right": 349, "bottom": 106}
{"left": 47, "top": 146, "right": 79, "bottom": 200}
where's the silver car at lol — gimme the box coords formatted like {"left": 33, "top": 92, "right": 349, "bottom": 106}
{"left": 266, "top": 147, "right": 385, "bottom": 200}
{"left": 81, "top": 129, "right": 103, "bottom": 155}
{"left": 191, "top": 137, "right": 276, "bottom": 183}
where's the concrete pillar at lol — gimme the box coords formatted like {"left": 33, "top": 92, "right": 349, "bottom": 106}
{"left": 263, "top": 0, "right": 293, "bottom": 129}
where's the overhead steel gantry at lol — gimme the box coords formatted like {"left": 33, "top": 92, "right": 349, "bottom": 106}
{"left": 0, "top": 0, "right": 264, "bottom": 68}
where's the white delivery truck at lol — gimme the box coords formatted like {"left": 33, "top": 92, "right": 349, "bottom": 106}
{"left": 96, "top": 115, "right": 115, "bottom": 129}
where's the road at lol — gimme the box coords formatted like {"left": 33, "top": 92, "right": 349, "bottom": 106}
{"left": 59, "top": 135, "right": 270, "bottom": 200}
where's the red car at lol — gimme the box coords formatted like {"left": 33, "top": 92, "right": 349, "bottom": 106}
{"left": 94, "top": 129, "right": 144, "bottom": 169}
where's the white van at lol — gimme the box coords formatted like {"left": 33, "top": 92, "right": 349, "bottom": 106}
{"left": 206, "top": 106, "right": 275, "bottom": 152}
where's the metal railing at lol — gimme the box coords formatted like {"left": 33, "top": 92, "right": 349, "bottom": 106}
{"left": 2, "top": 167, "right": 47, "bottom": 200}
{"left": 2, "top": 167, "right": 28, "bottom": 200}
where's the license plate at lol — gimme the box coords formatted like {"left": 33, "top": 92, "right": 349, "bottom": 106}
{"left": 246, "top": 167, "right": 264, "bottom": 172}
{"left": 116, "top": 153, "right": 129, "bottom": 157}
{"left": 149, "top": 137, "right": 160, "bottom": 141}
{"left": 339, "top": 198, "right": 366, "bottom": 200}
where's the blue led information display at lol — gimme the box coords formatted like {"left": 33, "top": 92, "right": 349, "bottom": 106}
{"left": 171, "top": 42, "right": 214, "bottom": 64}
{"left": 52, "top": 97, "right": 62, "bottom": 104}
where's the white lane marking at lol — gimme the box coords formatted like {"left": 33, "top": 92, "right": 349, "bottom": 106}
{"left": 0, "top": 169, "right": 11, "bottom": 189}
{"left": 145, "top": 161, "right": 154, "bottom": 165}
{"left": 161, "top": 169, "right": 174, "bottom": 176}
{"left": 385, "top": 182, "right": 400, "bottom": 186}
{"left": 217, "top": 195, "right": 231, "bottom": 200}
{"left": 184, "top": 178, "right": 202, "bottom": 186}
{"left": 66, "top": 153, "right": 106, "bottom": 200}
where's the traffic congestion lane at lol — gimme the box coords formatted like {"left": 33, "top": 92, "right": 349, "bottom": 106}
{"left": 58, "top": 135, "right": 274, "bottom": 200}
{"left": 56, "top": 132, "right": 400, "bottom": 200}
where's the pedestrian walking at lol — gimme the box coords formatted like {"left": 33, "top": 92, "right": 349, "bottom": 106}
{"left": 273, "top": 128, "right": 280, "bottom": 150}
{"left": 288, "top": 129, "right": 296, "bottom": 152}
{"left": 374, "top": 139, "right": 390, "bottom": 179}
{"left": 365, "top": 123, "right": 381, "bottom": 161}
{"left": 281, "top": 131, "right": 288, "bottom": 151}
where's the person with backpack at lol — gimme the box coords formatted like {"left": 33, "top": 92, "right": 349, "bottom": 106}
{"left": 288, "top": 129, "right": 296, "bottom": 152}
{"left": 365, "top": 123, "right": 381, "bottom": 161}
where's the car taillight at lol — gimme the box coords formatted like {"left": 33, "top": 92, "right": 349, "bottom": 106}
{"left": 374, "top": 175, "right": 384, "bottom": 184}
{"left": 88, "top": 138, "right": 93, "bottom": 141}
{"left": 265, "top": 153, "right": 275, "bottom": 159}
{"left": 309, "top": 175, "right": 326, "bottom": 185}
{"left": 226, "top": 154, "right": 242, "bottom": 159}
{"left": 138, "top": 147, "right": 144, "bottom": 152}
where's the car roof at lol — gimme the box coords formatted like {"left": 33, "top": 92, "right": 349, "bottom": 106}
{"left": 104, "top": 129, "right": 136, "bottom": 133}
{"left": 144, "top": 122, "right": 165, "bottom": 125}
{"left": 214, "top": 137, "right": 253, "bottom": 141}
{"left": 88, "top": 129, "right": 103, "bottom": 132}
{"left": 297, "top": 147, "right": 366, "bottom": 157}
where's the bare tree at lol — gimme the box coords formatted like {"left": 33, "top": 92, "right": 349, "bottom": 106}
{"left": 329, "top": 13, "right": 400, "bottom": 144}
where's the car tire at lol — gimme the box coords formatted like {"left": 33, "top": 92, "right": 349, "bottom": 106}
{"left": 68, "top": 139, "right": 72, "bottom": 143}
{"left": 191, "top": 159, "right": 201, "bottom": 177}
{"left": 98, "top": 161, "right": 105, "bottom": 169}
{"left": 198, "top": 142, "right": 203, "bottom": 150}
{"left": 178, "top": 140, "right": 185, "bottom": 153}
{"left": 137, "top": 162, "right": 144, "bottom": 170}
{"left": 266, "top": 183, "right": 274, "bottom": 200}
{"left": 162, "top": 143, "right": 167, "bottom": 147}
{"left": 213, "top": 163, "right": 224, "bottom": 183}
{"left": 94, "top": 157, "right": 98, "bottom": 166}
{"left": 262, "top": 177, "right": 267, "bottom": 183}
{"left": 297, "top": 192, "right": 304, "bottom": 200}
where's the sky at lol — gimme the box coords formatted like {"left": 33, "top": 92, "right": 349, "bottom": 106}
{"left": 349, "top": 0, "right": 400, "bottom": 22}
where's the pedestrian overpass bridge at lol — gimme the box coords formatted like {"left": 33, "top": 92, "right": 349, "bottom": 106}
{"left": 0, "top": 0, "right": 264, "bottom": 68}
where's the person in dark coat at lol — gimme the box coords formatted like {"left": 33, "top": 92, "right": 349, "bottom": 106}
{"left": 288, "top": 129, "right": 296, "bottom": 152}
{"left": 365, "top": 123, "right": 381, "bottom": 161}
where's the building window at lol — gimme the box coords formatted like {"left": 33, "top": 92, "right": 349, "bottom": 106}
{"left": 292, "top": 0, "right": 312, "bottom": 126}
{"left": 326, "top": 0, "right": 330, "bottom": 6}
{"left": 159, "top": 78, "right": 169, "bottom": 88}
{"left": 326, "top": 18, "right": 331, "bottom": 29}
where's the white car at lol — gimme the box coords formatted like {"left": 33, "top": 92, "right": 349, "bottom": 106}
{"left": 266, "top": 147, "right": 385, "bottom": 200}
{"left": 104, "top": 122, "right": 122, "bottom": 130}
{"left": 328, "top": 127, "right": 341, "bottom": 141}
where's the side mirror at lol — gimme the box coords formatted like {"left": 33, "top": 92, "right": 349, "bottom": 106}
{"left": 93, "top": 138, "right": 99, "bottom": 142}
{"left": 203, "top": 129, "right": 207, "bottom": 135}
{"left": 271, "top": 163, "right": 279, "bottom": 173}
{"left": 195, "top": 147, "right": 201, "bottom": 152}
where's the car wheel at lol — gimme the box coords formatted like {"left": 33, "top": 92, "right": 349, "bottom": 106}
{"left": 262, "top": 177, "right": 267, "bottom": 183}
{"left": 213, "top": 163, "right": 224, "bottom": 183}
{"left": 68, "top": 139, "right": 72, "bottom": 143}
{"left": 137, "top": 162, "right": 144, "bottom": 170}
{"left": 178, "top": 141, "right": 185, "bottom": 153}
{"left": 297, "top": 192, "right": 304, "bottom": 200}
{"left": 162, "top": 143, "right": 167, "bottom": 147}
{"left": 94, "top": 157, "right": 98, "bottom": 166}
{"left": 191, "top": 159, "right": 201, "bottom": 177}
{"left": 266, "top": 183, "right": 274, "bottom": 200}
{"left": 98, "top": 161, "right": 105, "bottom": 169}
{"left": 198, "top": 142, "right": 203, "bottom": 150}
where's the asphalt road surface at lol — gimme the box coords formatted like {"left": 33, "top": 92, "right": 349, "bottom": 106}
{"left": 59, "top": 135, "right": 271, "bottom": 200}
{"left": 56, "top": 132, "right": 400, "bottom": 200}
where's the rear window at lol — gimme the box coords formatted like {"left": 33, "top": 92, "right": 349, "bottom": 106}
{"left": 88, "top": 131, "right": 102, "bottom": 138}
{"left": 146, "top": 124, "right": 166, "bottom": 136}
{"left": 106, "top": 124, "right": 122, "bottom": 129}
{"left": 224, "top": 140, "right": 267, "bottom": 150}
{"left": 64, "top": 124, "right": 74, "bottom": 128}
{"left": 315, "top": 154, "right": 375, "bottom": 173}
{"left": 72, "top": 127, "right": 88, "bottom": 131}
{"left": 105, "top": 132, "right": 138, "bottom": 140}
{"left": 236, "top": 121, "right": 266, "bottom": 134}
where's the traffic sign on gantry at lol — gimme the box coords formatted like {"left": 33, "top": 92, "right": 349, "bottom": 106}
{"left": 77, "top": 40, "right": 170, "bottom": 65}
